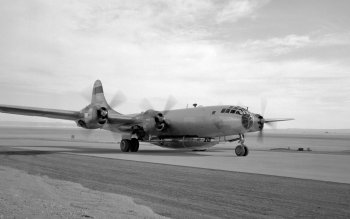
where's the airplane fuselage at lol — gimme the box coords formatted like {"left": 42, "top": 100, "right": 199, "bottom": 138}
{"left": 110, "top": 105, "right": 262, "bottom": 149}
{"left": 159, "top": 106, "right": 247, "bottom": 138}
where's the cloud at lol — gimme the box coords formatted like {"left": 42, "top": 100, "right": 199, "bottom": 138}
{"left": 216, "top": 0, "right": 270, "bottom": 23}
{"left": 240, "top": 35, "right": 311, "bottom": 56}
{"left": 239, "top": 33, "right": 350, "bottom": 57}
{"left": 0, "top": 0, "right": 349, "bottom": 128}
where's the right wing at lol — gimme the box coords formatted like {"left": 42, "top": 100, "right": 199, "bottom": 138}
{"left": 0, "top": 104, "right": 81, "bottom": 121}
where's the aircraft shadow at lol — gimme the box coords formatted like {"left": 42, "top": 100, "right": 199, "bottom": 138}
{"left": 0, "top": 145, "right": 211, "bottom": 157}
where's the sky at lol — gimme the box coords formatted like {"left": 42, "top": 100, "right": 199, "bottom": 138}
{"left": 0, "top": 0, "right": 349, "bottom": 129}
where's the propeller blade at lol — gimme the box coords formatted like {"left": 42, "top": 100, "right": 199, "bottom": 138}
{"left": 109, "top": 91, "right": 126, "bottom": 109}
{"left": 260, "top": 97, "right": 267, "bottom": 116}
{"left": 139, "top": 98, "right": 154, "bottom": 111}
{"left": 80, "top": 85, "right": 93, "bottom": 103}
{"left": 265, "top": 122, "right": 277, "bottom": 129}
{"left": 163, "top": 95, "right": 177, "bottom": 114}
{"left": 257, "top": 130, "right": 263, "bottom": 143}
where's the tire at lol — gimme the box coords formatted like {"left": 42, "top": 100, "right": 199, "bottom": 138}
{"left": 120, "top": 139, "right": 131, "bottom": 152}
{"left": 243, "top": 146, "right": 249, "bottom": 156}
{"left": 235, "top": 145, "right": 246, "bottom": 156}
{"left": 130, "top": 138, "right": 139, "bottom": 152}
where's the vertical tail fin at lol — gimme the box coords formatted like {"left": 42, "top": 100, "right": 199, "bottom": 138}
{"left": 91, "top": 80, "right": 109, "bottom": 107}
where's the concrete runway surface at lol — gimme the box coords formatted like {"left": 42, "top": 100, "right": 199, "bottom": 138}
{"left": 0, "top": 127, "right": 350, "bottom": 218}
{"left": 2, "top": 138, "right": 350, "bottom": 184}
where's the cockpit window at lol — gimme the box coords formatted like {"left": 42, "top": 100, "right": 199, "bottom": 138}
{"left": 221, "top": 106, "right": 250, "bottom": 115}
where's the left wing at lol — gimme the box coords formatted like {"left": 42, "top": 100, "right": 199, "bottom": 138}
{"left": 0, "top": 104, "right": 81, "bottom": 121}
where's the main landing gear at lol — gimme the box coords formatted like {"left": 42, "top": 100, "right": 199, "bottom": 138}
{"left": 235, "top": 134, "right": 249, "bottom": 157}
{"left": 120, "top": 138, "right": 139, "bottom": 152}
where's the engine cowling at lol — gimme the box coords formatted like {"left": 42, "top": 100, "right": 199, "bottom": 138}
{"left": 244, "top": 113, "right": 264, "bottom": 132}
{"left": 76, "top": 105, "right": 108, "bottom": 129}
{"left": 142, "top": 110, "right": 168, "bottom": 133}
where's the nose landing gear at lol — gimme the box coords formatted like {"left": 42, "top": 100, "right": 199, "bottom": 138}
{"left": 235, "top": 134, "right": 249, "bottom": 157}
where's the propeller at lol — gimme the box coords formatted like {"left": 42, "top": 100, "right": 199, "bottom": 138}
{"left": 257, "top": 98, "right": 268, "bottom": 143}
{"left": 109, "top": 91, "right": 127, "bottom": 109}
{"left": 256, "top": 98, "right": 293, "bottom": 143}
{"left": 140, "top": 98, "right": 154, "bottom": 111}
{"left": 140, "top": 95, "right": 177, "bottom": 132}
{"left": 163, "top": 95, "right": 177, "bottom": 115}
{"left": 260, "top": 97, "right": 267, "bottom": 117}
{"left": 77, "top": 88, "right": 126, "bottom": 141}
{"left": 80, "top": 87, "right": 126, "bottom": 109}
{"left": 140, "top": 95, "right": 177, "bottom": 114}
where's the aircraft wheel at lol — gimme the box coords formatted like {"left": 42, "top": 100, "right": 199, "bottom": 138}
{"left": 243, "top": 146, "right": 249, "bottom": 156}
{"left": 235, "top": 145, "right": 246, "bottom": 157}
{"left": 120, "top": 139, "right": 131, "bottom": 152}
{"left": 130, "top": 138, "right": 139, "bottom": 152}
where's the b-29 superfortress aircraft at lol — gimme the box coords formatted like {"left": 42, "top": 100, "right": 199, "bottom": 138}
{"left": 0, "top": 80, "right": 293, "bottom": 156}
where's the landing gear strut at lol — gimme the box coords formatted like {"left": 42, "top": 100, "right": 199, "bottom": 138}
{"left": 120, "top": 138, "right": 139, "bottom": 152}
{"left": 235, "top": 134, "right": 249, "bottom": 157}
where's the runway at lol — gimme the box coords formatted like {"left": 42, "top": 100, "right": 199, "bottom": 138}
{"left": 2, "top": 138, "right": 350, "bottom": 184}
{"left": 0, "top": 127, "right": 350, "bottom": 218}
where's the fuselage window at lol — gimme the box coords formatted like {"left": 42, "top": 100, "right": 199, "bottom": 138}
{"left": 225, "top": 109, "right": 230, "bottom": 113}
{"left": 230, "top": 110, "right": 236, "bottom": 114}
{"left": 236, "top": 110, "right": 242, "bottom": 115}
{"left": 221, "top": 109, "right": 226, "bottom": 113}
{"left": 212, "top": 111, "right": 216, "bottom": 115}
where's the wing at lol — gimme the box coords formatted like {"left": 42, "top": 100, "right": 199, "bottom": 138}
{"left": 108, "top": 111, "right": 137, "bottom": 124}
{"left": 103, "top": 111, "right": 140, "bottom": 132}
{"left": 264, "top": 118, "right": 294, "bottom": 123}
{"left": 0, "top": 104, "right": 81, "bottom": 121}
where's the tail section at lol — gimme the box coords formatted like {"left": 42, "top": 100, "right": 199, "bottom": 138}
{"left": 91, "top": 80, "right": 109, "bottom": 107}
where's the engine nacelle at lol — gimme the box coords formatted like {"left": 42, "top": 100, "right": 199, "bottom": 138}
{"left": 141, "top": 110, "right": 167, "bottom": 134}
{"left": 76, "top": 105, "right": 108, "bottom": 129}
{"left": 245, "top": 113, "right": 264, "bottom": 132}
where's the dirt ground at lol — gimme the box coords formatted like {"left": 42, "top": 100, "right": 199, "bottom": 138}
{"left": 0, "top": 166, "right": 167, "bottom": 219}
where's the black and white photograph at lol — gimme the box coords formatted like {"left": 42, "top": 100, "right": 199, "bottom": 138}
{"left": 0, "top": 0, "right": 349, "bottom": 218}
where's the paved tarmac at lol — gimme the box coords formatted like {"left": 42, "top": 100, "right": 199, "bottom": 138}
{"left": 4, "top": 138, "right": 350, "bottom": 184}
{"left": 0, "top": 143, "right": 350, "bottom": 219}
{"left": 0, "top": 133, "right": 350, "bottom": 218}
